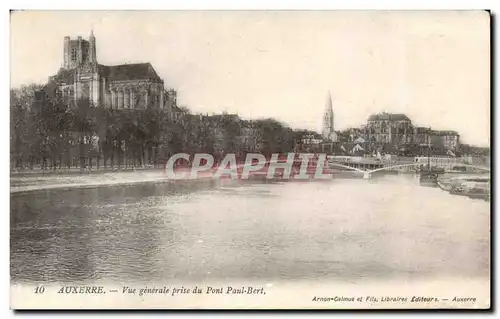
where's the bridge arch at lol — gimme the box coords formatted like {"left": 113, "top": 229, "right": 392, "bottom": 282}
{"left": 325, "top": 162, "right": 366, "bottom": 173}
{"left": 236, "top": 161, "right": 367, "bottom": 174}
{"left": 368, "top": 162, "right": 490, "bottom": 174}
{"left": 368, "top": 162, "right": 423, "bottom": 173}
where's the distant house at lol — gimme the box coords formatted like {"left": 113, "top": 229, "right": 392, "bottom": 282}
{"left": 430, "top": 130, "right": 460, "bottom": 152}
{"left": 170, "top": 105, "right": 187, "bottom": 122}
{"left": 301, "top": 134, "right": 323, "bottom": 145}
{"left": 413, "top": 127, "right": 431, "bottom": 145}
{"left": 351, "top": 144, "right": 365, "bottom": 155}
{"left": 353, "top": 137, "right": 365, "bottom": 144}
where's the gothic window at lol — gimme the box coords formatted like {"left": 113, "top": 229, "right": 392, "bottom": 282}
{"left": 81, "top": 82, "right": 90, "bottom": 98}
{"left": 71, "top": 48, "right": 77, "bottom": 61}
{"left": 130, "top": 91, "right": 135, "bottom": 108}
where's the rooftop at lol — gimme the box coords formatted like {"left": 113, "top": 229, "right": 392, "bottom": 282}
{"left": 48, "top": 62, "right": 163, "bottom": 85}
{"left": 99, "top": 63, "right": 162, "bottom": 82}
{"left": 431, "top": 130, "right": 460, "bottom": 136}
{"left": 368, "top": 113, "right": 411, "bottom": 122}
{"left": 414, "top": 126, "right": 431, "bottom": 133}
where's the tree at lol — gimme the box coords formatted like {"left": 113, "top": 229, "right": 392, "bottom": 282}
{"left": 11, "top": 83, "right": 315, "bottom": 171}
{"left": 10, "top": 84, "right": 44, "bottom": 169}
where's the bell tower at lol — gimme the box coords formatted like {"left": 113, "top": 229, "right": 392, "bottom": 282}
{"left": 322, "top": 92, "right": 338, "bottom": 142}
{"left": 62, "top": 30, "right": 97, "bottom": 69}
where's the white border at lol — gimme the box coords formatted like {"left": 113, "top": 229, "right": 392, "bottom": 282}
{"left": 3, "top": 1, "right": 498, "bottom": 318}
{"left": 4, "top": 0, "right": 500, "bottom": 10}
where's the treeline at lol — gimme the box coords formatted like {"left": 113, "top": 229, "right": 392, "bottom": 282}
{"left": 10, "top": 84, "right": 312, "bottom": 171}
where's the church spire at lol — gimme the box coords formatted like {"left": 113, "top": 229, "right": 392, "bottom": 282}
{"left": 325, "top": 91, "right": 333, "bottom": 113}
{"left": 322, "top": 91, "right": 337, "bottom": 142}
{"left": 89, "top": 28, "right": 97, "bottom": 64}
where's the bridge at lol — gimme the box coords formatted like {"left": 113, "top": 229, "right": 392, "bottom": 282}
{"left": 235, "top": 161, "right": 490, "bottom": 180}
{"left": 171, "top": 155, "right": 490, "bottom": 180}
{"left": 326, "top": 162, "right": 490, "bottom": 179}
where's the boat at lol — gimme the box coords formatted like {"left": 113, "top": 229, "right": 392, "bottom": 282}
{"left": 466, "top": 188, "right": 490, "bottom": 201}
{"left": 437, "top": 178, "right": 453, "bottom": 191}
{"left": 449, "top": 183, "right": 490, "bottom": 201}
{"left": 419, "top": 172, "right": 439, "bottom": 187}
{"left": 445, "top": 165, "right": 468, "bottom": 173}
{"left": 419, "top": 140, "right": 440, "bottom": 187}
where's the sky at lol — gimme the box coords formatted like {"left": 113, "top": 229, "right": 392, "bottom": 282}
{"left": 10, "top": 10, "right": 490, "bottom": 146}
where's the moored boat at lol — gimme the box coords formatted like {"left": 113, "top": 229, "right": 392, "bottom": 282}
{"left": 445, "top": 165, "right": 468, "bottom": 173}
{"left": 437, "top": 179, "right": 453, "bottom": 191}
{"left": 419, "top": 172, "right": 439, "bottom": 187}
{"left": 419, "top": 140, "right": 444, "bottom": 187}
{"left": 449, "top": 183, "right": 490, "bottom": 201}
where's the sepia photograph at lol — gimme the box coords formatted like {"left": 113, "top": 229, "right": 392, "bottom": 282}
{"left": 9, "top": 10, "right": 491, "bottom": 309}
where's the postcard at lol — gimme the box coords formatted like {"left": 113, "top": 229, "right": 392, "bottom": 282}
{"left": 10, "top": 10, "right": 490, "bottom": 309}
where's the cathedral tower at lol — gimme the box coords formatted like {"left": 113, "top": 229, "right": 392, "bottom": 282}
{"left": 62, "top": 30, "right": 96, "bottom": 69}
{"left": 49, "top": 32, "right": 166, "bottom": 111}
{"left": 322, "top": 92, "right": 337, "bottom": 142}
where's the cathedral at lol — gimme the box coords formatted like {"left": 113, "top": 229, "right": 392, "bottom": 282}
{"left": 42, "top": 30, "right": 172, "bottom": 112}
{"left": 322, "top": 92, "right": 338, "bottom": 142}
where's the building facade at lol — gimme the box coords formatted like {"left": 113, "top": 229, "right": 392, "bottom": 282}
{"left": 413, "top": 126, "right": 431, "bottom": 145}
{"left": 365, "top": 112, "right": 413, "bottom": 145}
{"left": 43, "top": 31, "right": 168, "bottom": 111}
{"left": 429, "top": 130, "right": 460, "bottom": 151}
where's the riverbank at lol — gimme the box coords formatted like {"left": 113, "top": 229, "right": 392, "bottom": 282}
{"left": 13, "top": 167, "right": 487, "bottom": 195}
{"left": 437, "top": 174, "right": 490, "bottom": 201}
{"left": 10, "top": 165, "right": 298, "bottom": 194}
{"left": 10, "top": 168, "right": 221, "bottom": 194}
{"left": 438, "top": 174, "right": 490, "bottom": 189}
{"left": 10, "top": 165, "right": 162, "bottom": 177}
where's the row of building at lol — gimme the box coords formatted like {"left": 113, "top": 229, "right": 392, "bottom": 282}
{"left": 365, "top": 113, "right": 459, "bottom": 151}
{"left": 321, "top": 93, "right": 460, "bottom": 153}
{"left": 36, "top": 32, "right": 460, "bottom": 158}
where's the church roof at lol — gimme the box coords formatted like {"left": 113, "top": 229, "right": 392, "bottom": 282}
{"left": 42, "top": 62, "right": 163, "bottom": 101}
{"left": 431, "top": 130, "right": 459, "bottom": 136}
{"left": 171, "top": 105, "right": 184, "bottom": 113}
{"left": 47, "top": 62, "right": 163, "bottom": 86}
{"left": 368, "top": 113, "right": 411, "bottom": 122}
{"left": 99, "top": 63, "right": 162, "bottom": 82}
{"left": 414, "top": 126, "right": 431, "bottom": 133}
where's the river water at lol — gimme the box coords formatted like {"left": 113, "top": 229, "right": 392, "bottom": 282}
{"left": 10, "top": 174, "right": 490, "bottom": 287}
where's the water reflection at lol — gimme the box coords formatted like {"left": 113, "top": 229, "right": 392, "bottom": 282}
{"left": 11, "top": 175, "right": 490, "bottom": 285}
